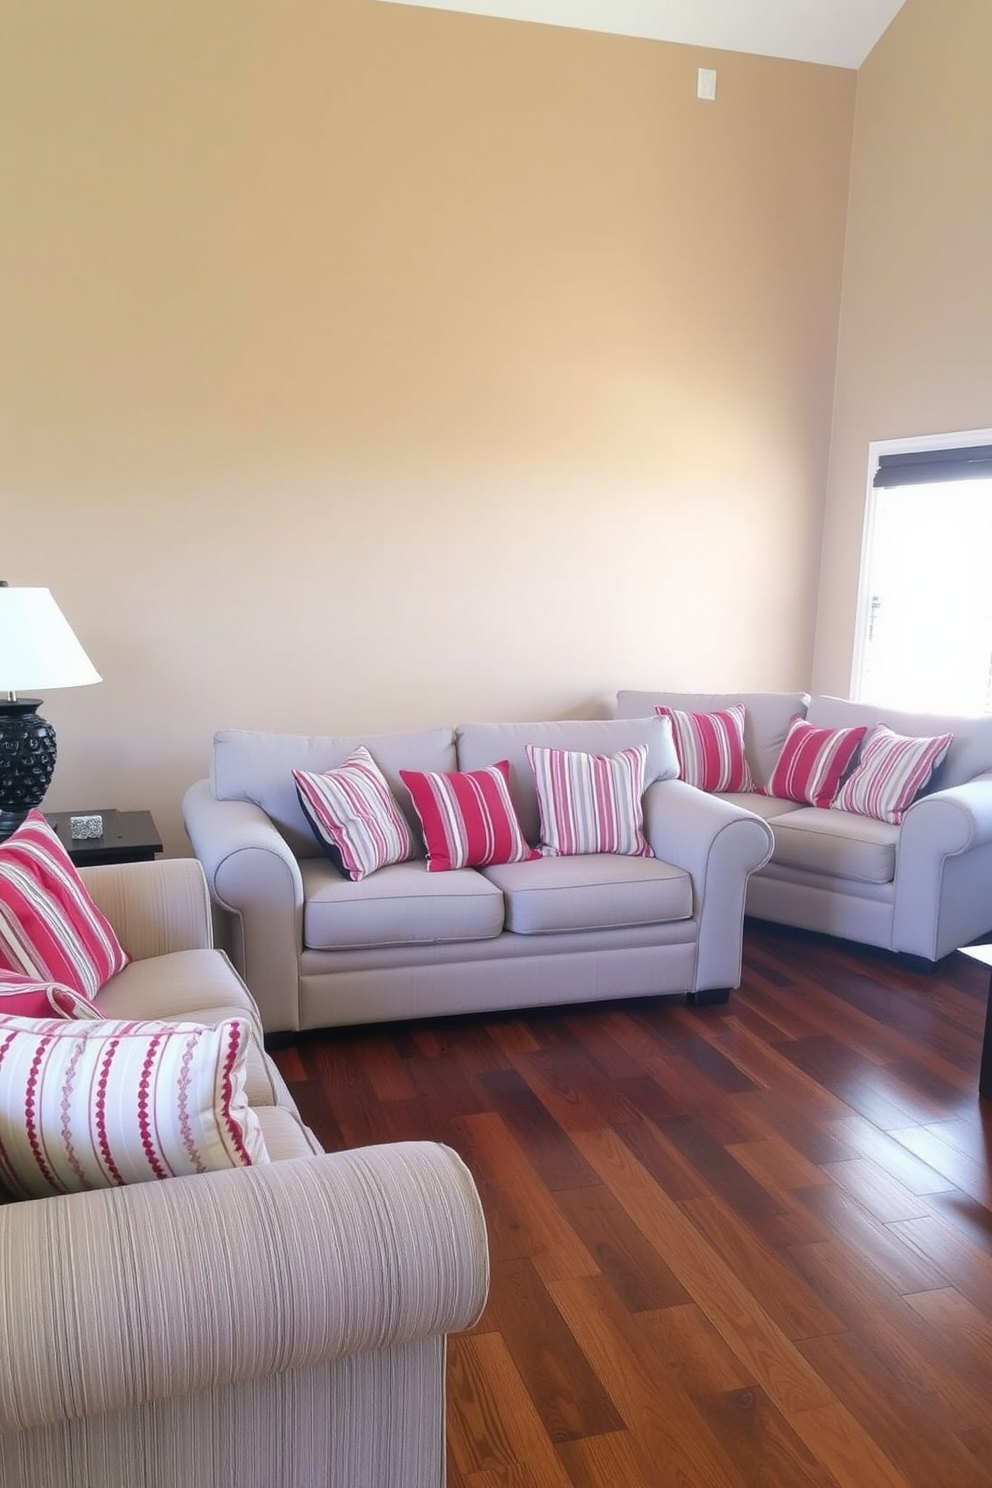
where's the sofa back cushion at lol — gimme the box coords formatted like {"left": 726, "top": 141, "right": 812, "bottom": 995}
{"left": 806, "top": 697, "right": 992, "bottom": 793}
{"left": 614, "top": 692, "right": 809, "bottom": 789}
{"left": 456, "top": 717, "right": 678, "bottom": 844}
{"left": 211, "top": 727, "right": 457, "bottom": 858}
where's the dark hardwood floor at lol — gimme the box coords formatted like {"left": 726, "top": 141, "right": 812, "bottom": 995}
{"left": 271, "top": 921, "right": 992, "bottom": 1487}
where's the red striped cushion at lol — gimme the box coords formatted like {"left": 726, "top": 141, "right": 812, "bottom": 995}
{"left": 294, "top": 746, "right": 415, "bottom": 880}
{"left": 526, "top": 744, "right": 654, "bottom": 858}
{"left": 764, "top": 719, "right": 867, "bottom": 809}
{"left": 0, "top": 810, "right": 129, "bottom": 998}
{"left": 833, "top": 724, "right": 953, "bottom": 824}
{"left": 655, "top": 704, "right": 754, "bottom": 792}
{"left": 0, "top": 1014, "right": 268, "bottom": 1198}
{"left": 0, "top": 971, "right": 100, "bottom": 1020}
{"left": 399, "top": 760, "right": 539, "bottom": 873}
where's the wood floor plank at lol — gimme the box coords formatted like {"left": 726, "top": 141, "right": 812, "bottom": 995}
{"left": 796, "top": 1330, "right": 992, "bottom": 1488}
{"left": 825, "top": 1114, "right": 959, "bottom": 1195}
{"left": 888, "top": 1123, "right": 992, "bottom": 1205}
{"left": 452, "top": 1110, "right": 600, "bottom": 1283}
{"left": 446, "top": 1331, "right": 573, "bottom": 1488}
{"left": 552, "top": 1181, "right": 691, "bottom": 1313}
{"left": 903, "top": 1285, "right": 992, "bottom": 1379}
{"left": 349, "top": 1034, "right": 420, "bottom": 1102}
{"left": 549, "top": 1273, "right": 748, "bottom": 1488}
{"left": 693, "top": 1385, "right": 842, "bottom": 1488}
{"left": 793, "top": 1181, "right": 950, "bottom": 1294}
{"left": 481, "top": 1257, "right": 624, "bottom": 1445}
{"left": 635, "top": 1301, "right": 755, "bottom": 1396}
{"left": 726, "top": 1133, "right": 834, "bottom": 1198}
{"left": 777, "top": 1035, "right": 934, "bottom": 1129}
{"left": 571, "top": 1124, "right": 836, "bottom": 1416}
{"left": 923, "top": 1107, "right": 992, "bottom": 1162}
{"left": 785, "top": 1239, "right": 992, "bottom": 1433}
{"left": 787, "top": 1400, "right": 915, "bottom": 1488}
{"left": 507, "top": 1042, "right": 643, "bottom": 1133}
{"left": 699, "top": 1024, "right": 856, "bottom": 1133}
{"left": 476, "top": 1068, "right": 600, "bottom": 1193}
{"left": 554, "top": 1428, "right": 663, "bottom": 1488}
{"left": 680, "top": 1194, "right": 845, "bottom": 1342}
{"left": 890, "top": 1212, "right": 992, "bottom": 1319}
{"left": 818, "top": 1156, "right": 934, "bottom": 1223}
{"left": 651, "top": 1113, "right": 786, "bottom": 1220}
{"left": 920, "top": 1186, "right": 992, "bottom": 1254}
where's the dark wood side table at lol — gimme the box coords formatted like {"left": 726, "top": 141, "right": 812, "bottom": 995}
{"left": 957, "top": 943, "right": 992, "bottom": 1098}
{"left": 45, "top": 809, "right": 163, "bottom": 868}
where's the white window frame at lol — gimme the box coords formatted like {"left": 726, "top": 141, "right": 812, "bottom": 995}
{"left": 850, "top": 426, "right": 992, "bottom": 703}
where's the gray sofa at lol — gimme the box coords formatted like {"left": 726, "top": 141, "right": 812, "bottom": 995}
{"left": 0, "top": 857, "right": 489, "bottom": 1488}
{"left": 182, "top": 716, "right": 775, "bottom": 1035}
{"left": 616, "top": 691, "right": 992, "bottom": 963}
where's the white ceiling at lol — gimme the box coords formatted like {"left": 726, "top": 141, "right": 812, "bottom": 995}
{"left": 372, "top": 0, "right": 909, "bottom": 69}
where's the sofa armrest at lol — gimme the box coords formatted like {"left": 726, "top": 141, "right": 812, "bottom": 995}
{"left": 0, "top": 1141, "right": 489, "bottom": 1435}
{"left": 892, "top": 772, "right": 992, "bottom": 960}
{"left": 644, "top": 780, "right": 774, "bottom": 991}
{"left": 182, "top": 779, "right": 305, "bottom": 1033}
{"left": 80, "top": 857, "right": 215, "bottom": 959}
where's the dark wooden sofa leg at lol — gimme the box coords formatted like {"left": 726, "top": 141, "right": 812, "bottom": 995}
{"left": 685, "top": 988, "right": 731, "bottom": 1007}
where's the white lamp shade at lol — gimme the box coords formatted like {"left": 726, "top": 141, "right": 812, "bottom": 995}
{"left": 0, "top": 587, "right": 101, "bottom": 693}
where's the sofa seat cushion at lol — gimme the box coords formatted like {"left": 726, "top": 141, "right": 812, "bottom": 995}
{"left": 481, "top": 854, "right": 692, "bottom": 935}
{"left": 301, "top": 859, "right": 504, "bottom": 950}
{"left": 94, "top": 949, "right": 286, "bottom": 1109}
{"left": 769, "top": 807, "right": 899, "bottom": 884}
{"left": 95, "top": 948, "right": 263, "bottom": 1032}
{"left": 717, "top": 793, "right": 806, "bottom": 823}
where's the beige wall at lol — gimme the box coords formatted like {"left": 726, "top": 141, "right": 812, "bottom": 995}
{"left": 1, "top": 1, "right": 854, "bottom": 853}
{"left": 814, "top": 0, "right": 992, "bottom": 695}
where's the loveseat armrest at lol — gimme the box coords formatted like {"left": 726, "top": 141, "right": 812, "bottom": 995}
{"left": 644, "top": 779, "right": 774, "bottom": 991}
{"left": 0, "top": 1142, "right": 489, "bottom": 1435}
{"left": 892, "top": 772, "right": 992, "bottom": 961}
{"left": 183, "top": 779, "right": 305, "bottom": 1033}
{"left": 80, "top": 857, "right": 214, "bottom": 959}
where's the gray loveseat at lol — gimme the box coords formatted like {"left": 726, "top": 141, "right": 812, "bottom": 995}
{"left": 182, "top": 716, "right": 774, "bottom": 1035}
{"left": 616, "top": 691, "right": 992, "bottom": 964}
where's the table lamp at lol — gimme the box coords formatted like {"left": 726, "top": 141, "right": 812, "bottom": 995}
{"left": 0, "top": 583, "right": 101, "bottom": 841}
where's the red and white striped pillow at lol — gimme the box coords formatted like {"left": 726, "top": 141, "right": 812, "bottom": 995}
{"left": 655, "top": 704, "right": 754, "bottom": 793}
{"left": 0, "top": 1014, "right": 268, "bottom": 1198}
{"left": 399, "top": 759, "right": 539, "bottom": 873}
{"left": 0, "top": 971, "right": 100, "bottom": 1020}
{"left": 294, "top": 746, "right": 415, "bottom": 880}
{"left": 763, "top": 719, "right": 867, "bottom": 809}
{"left": 833, "top": 723, "right": 953, "bottom": 824}
{"left": 526, "top": 744, "right": 654, "bottom": 858}
{"left": 0, "top": 810, "right": 129, "bottom": 998}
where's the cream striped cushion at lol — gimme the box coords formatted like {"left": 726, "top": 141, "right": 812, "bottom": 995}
{"left": 0, "top": 1015, "right": 268, "bottom": 1198}
{"left": 526, "top": 743, "right": 654, "bottom": 858}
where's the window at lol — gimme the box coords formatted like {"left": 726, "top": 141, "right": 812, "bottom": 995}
{"left": 852, "top": 432, "right": 992, "bottom": 715}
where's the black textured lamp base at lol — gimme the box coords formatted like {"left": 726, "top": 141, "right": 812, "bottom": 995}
{"left": 0, "top": 698, "right": 57, "bottom": 842}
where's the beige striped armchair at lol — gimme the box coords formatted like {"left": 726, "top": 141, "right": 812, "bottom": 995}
{"left": 0, "top": 858, "right": 489, "bottom": 1488}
